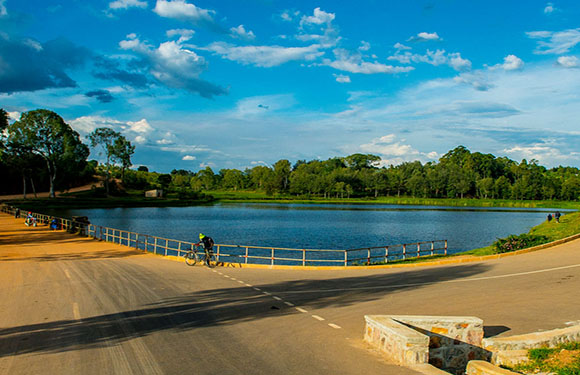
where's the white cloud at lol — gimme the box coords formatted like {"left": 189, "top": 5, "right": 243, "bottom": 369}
{"left": 544, "top": 2, "right": 555, "bottom": 14}
{"left": 358, "top": 41, "right": 371, "bottom": 51}
{"left": 125, "top": 119, "right": 153, "bottom": 134}
{"left": 153, "top": 0, "right": 214, "bottom": 23}
{"left": 359, "top": 134, "right": 437, "bottom": 165}
{"left": 527, "top": 28, "right": 580, "bottom": 54}
{"left": 300, "top": 7, "right": 335, "bottom": 27}
{"left": 504, "top": 141, "right": 578, "bottom": 164}
{"left": 334, "top": 74, "right": 351, "bottom": 83}
{"left": 394, "top": 42, "right": 411, "bottom": 50}
{"left": 409, "top": 32, "right": 440, "bottom": 42}
{"left": 448, "top": 52, "right": 472, "bottom": 71}
{"left": 156, "top": 138, "right": 174, "bottom": 145}
{"left": 134, "top": 135, "right": 147, "bottom": 144}
{"left": 109, "top": 0, "right": 147, "bottom": 10}
{"left": 502, "top": 55, "right": 524, "bottom": 70}
{"left": 557, "top": 56, "right": 579, "bottom": 68}
{"left": 324, "top": 48, "right": 414, "bottom": 74}
{"left": 7, "top": 111, "right": 20, "bottom": 121}
{"left": 453, "top": 72, "right": 493, "bottom": 91}
{"left": 388, "top": 49, "right": 470, "bottom": 71}
{"left": 119, "top": 35, "right": 227, "bottom": 97}
{"left": 182, "top": 155, "right": 197, "bottom": 160}
{"left": 166, "top": 29, "right": 195, "bottom": 43}
{"left": 230, "top": 25, "right": 256, "bottom": 41}
{"left": 280, "top": 10, "right": 299, "bottom": 22}
{"left": 204, "top": 42, "right": 323, "bottom": 67}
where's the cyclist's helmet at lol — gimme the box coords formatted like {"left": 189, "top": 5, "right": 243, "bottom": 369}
{"left": 199, "top": 233, "right": 205, "bottom": 240}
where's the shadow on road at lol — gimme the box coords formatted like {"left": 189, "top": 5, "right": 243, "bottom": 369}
{"left": 0, "top": 263, "right": 489, "bottom": 357}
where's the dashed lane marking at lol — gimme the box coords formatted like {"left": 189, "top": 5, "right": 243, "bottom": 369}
{"left": 230, "top": 277, "right": 237, "bottom": 281}
{"left": 295, "top": 307, "right": 308, "bottom": 313}
{"left": 253, "top": 287, "right": 262, "bottom": 291}
{"left": 64, "top": 269, "right": 72, "bottom": 280}
{"left": 312, "top": 315, "right": 325, "bottom": 321}
{"left": 262, "top": 291, "right": 271, "bottom": 296}
{"left": 328, "top": 323, "right": 342, "bottom": 329}
{"left": 237, "top": 280, "right": 245, "bottom": 284}
{"left": 244, "top": 283, "right": 253, "bottom": 287}
{"left": 272, "top": 296, "right": 282, "bottom": 301}
{"left": 284, "top": 301, "right": 295, "bottom": 307}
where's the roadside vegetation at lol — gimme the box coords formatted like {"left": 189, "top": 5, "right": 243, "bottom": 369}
{"left": 511, "top": 342, "right": 580, "bottom": 375}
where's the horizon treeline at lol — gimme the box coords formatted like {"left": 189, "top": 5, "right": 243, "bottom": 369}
{"left": 125, "top": 145, "right": 580, "bottom": 201}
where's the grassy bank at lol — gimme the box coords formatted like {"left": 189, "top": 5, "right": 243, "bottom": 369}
{"left": 209, "top": 190, "right": 580, "bottom": 209}
{"left": 461, "top": 210, "right": 580, "bottom": 256}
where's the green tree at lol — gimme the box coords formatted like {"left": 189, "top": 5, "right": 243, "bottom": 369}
{"left": 7, "top": 109, "right": 88, "bottom": 198}
{"left": 273, "top": 159, "right": 291, "bottom": 192}
{"left": 344, "top": 153, "right": 381, "bottom": 170}
{"left": 111, "top": 136, "right": 135, "bottom": 182}
{"left": 88, "top": 127, "right": 122, "bottom": 195}
{"left": 476, "top": 177, "right": 494, "bottom": 199}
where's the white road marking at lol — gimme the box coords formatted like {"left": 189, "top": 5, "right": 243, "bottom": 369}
{"left": 72, "top": 302, "right": 81, "bottom": 320}
{"left": 223, "top": 275, "right": 231, "bottom": 278}
{"left": 277, "top": 263, "right": 580, "bottom": 294}
{"left": 295, "top": 307, "right": 308, "bottom": 313}
{"left": 237, "top": 280, "right": 245, "bottom": 284}
{"left": 272, "top": 296, "right": 282, "bottom": 301}
{"left": 284, "top": 301, "right": 295, "bottom": 307}
{"left": 64, "top": 269, "right": 71, "bottom": 280}
{"left": 245, "top": 283, "right": 253, "bottom": 287}
{"left": 253, "top": 287, "right": 261, "bottom": 291}
{"left": 328, "top": 323, "right": 342, "bottom": 329}
{"left": 312, "top": 315, "right": 325, "bottom": 321}
{"left": 262, "top": 291, "right": 271, "bottom": 296}
{"left": 230, "top": 277, "right": 237, "bottom": 281}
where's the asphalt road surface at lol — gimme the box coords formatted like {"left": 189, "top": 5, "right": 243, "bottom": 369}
{"left": 1, "top": 214, "right": 579, "bottom": 374}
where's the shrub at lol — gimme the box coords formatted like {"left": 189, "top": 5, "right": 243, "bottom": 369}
{"left": 493, "top": 233, "right": 549, "bottom": 253}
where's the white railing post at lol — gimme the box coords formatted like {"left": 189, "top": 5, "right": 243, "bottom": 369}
{"left": 164, "top": 239, "right": 168, "bottom": 256}
{"left": 344, "top": 251, "right": 347, "bottom": 267}
{"left": 367, "top": 248, "right": 371, "bottom": 265}
{"left": 417, "top": 243, "right": 420, "bottom": 257}
{"left": 385, "top": 246, "right": 389, "bottom": 263}
{"left": 271, "top": 248, "right": 275, "bottom": 266}
{"left": 403, "top": 244, "right": 406, "bottom": 260}
{"left": 431, "top": 241, "right": 434, "bottom": 256}
{"left": 245, "top": 247, "right": 249, "bottom": 264}
{"left": 445, "top": 240, "right": 448, "bottom": 255}
{"left": 302, "top": 249, "right": 306, "bottom": 266}
{"left": 154, "top": 237, "right": 158, "bottom": 254}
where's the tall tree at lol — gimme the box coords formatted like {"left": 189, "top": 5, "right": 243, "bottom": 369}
{"left": 111, "top": 135, "right": 135, "bottom": 182}
{"left": 88, "top": 127, "right": 122, "bottom": 195}
{"left": 7, "top": 109, "right": 88, "bottom": 198}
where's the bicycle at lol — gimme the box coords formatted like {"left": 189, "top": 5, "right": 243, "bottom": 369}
{"left": 184, "top": 245, "right": 217, "bottom": 268}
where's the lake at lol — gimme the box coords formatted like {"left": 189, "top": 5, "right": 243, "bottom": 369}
{"left": 48, "top": 203, "right": 569, "bottom": 256}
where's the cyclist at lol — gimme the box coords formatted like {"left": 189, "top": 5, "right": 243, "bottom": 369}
{"left": 195, "top": 233, "right": 215, "bottom": 265}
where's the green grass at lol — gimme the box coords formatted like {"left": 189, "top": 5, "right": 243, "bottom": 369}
{"left": 512, "top": 342, "right": 580, "bottom": 375}
{"left": 208, "top": 190, "right": 580, "bottom": 209}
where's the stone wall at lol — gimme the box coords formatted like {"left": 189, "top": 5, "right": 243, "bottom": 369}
{"left": 466, "top": 361, "right": 519, "bottom": 375}
{"left": 364, "top": 315, "right": 489, "bottom": 374}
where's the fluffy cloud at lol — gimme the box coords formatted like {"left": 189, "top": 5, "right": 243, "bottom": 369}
{"left": 502, "top": 55, "right": 524, "bottom": 70}
{"left": 230, "top": 25, "right": 256, "bottom": 40}
{"left": 166, "top": 29, "right": 195, "bottom": 43}
{"left": 153, "top": 0, "right": 214, "bottom": 23}
{"left": 557, "top": 56, "right": 579, "bottom": 68}
{"left": 109, "top": 0, "right": 147, "bottom": 10}
{"left": 334, "top": 74, "right": 351, "bottom": 83}
{"left": 182, "top": 155, "right": 196, "bottom": 160}
{"left": 409, "top": 32, "right": 440, "bottom": 42}
{"left": 448, "top": 52, "right": 472, "bottom": 71}
{"left": 358, "top": 41, "right": 371, "bottom": 51}
{"left": 394, "top": 42, "right": 411, "bottom": 50}
{"left": 359, "top": 134, "right": 437, "bottom": 165}
{"left": 300, "top": 7, "right": 335, "bottom": 27}
{"left": 119, "top": 34, "right": 227, "bottom": 98}
{"left": 527, "top": 28, "right": 580, "bottom": 54}
{"left": 324, "top": 48, "right": 414, "bottom": 74}
{"left": 388, "top": 50, "right": 471, "bottom": 71}
{"left": 0, "top": 34, "right": 90, "bottom": 93}
{"left": 205, "top": 42, "right": 323, "bottom": 67}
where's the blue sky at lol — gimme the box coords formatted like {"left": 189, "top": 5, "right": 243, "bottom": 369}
{"left": 1, "top": 0, "right": 580, "bottom": 172}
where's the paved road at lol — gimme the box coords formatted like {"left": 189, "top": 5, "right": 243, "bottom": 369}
{"left": 1, "top": 214, "right": 579, "bottom": 374}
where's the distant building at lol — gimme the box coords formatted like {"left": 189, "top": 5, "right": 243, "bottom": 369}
{"left": 145, "top": 189, "right": 163, "bottom": 198}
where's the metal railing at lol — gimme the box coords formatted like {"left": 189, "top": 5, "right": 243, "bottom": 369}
{"left": 1, "top": 204, "right": 447, "bottom": 267}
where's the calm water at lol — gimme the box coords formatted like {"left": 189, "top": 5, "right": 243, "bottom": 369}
{"left": 48, "top": 203, "right": 569, "bottom": 254}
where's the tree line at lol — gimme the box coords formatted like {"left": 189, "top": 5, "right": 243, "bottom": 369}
{"left": 2, "top": 108, "right": 580, "bottom": 201}
{"left": 124, "top": 146, "right": 580, "bottom": 201}
{"left": 0, "top": 109, "right": 134, "bottom": 197}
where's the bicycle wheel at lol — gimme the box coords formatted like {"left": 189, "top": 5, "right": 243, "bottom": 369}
{"left": 184, "top": 251, "right": 198, "bottom": 266}
{"left": 205, "top": 253, "right": 217, "bottom": 268}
